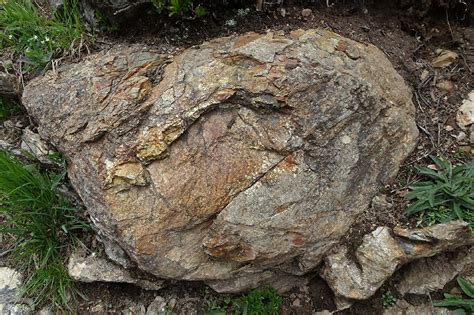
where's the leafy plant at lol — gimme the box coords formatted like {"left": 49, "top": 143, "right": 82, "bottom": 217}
{"left": 150, "top": 0, "right": 206, "bottom": 17}
{"left": 382, "top": 291, "right": 396, "bottom": 308}
{"left": 0, "top": 0, "right": 83, "bottom": 73}
{"left": 234, "top": 287, "right": 283, "bottom": 315}
{"left": 434, "top": 277, "right": 474, "bottom": 314}
{"left": 405, "top": 156, "right": 474, "bottom": 229}
{"left": 0, "top": 150, "right": 89, "bottom": 310}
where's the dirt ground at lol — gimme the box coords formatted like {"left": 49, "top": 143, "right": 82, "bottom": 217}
{"left": 1, "top": 0, "right": 473, "bottom": 314}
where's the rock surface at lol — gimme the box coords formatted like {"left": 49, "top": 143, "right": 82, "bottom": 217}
{"left": 396, "top": 247, "right": 474, "bottom": 295}
{"left": 68, "top": 250, "right": 163, "bottom": 290}
{"left": 457, "top": 90, "right": 474, "bottom": 129}
{"left": 23, "top": 29, "right": 418, "bottom": 292}
{"left": 321, "top": 221, "right": 474, "bottom": 300}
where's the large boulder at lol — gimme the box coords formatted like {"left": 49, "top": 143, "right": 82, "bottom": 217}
{"left": 22, "top": 29, "right": 418, "bottom": 292}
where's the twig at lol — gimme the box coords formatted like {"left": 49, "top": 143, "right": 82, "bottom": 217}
{"left": 445, "top": 9, "right": 455, "bottom": 42}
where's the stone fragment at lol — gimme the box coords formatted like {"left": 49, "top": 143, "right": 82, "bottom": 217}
{"left": 301, "top": 8, "right": 312, "bottom": 17}
{"left": 23, "top": 29, "right": 418, "bottom": 292}
{"left": 397, "top": 247, "right": 474, "bottom": 295}
{"left": 457, "top": 90, "right": 474, "bottom": 129}
{"left": 371, "top": 194, "right": 393, "bottom": 211}
{"left": 0, "top": 268, "right": 31, "bottom": 315}
{"left": 321, "top": 221, "right": 474, "bottom": 301}
{"left": 68, "top": 250, "right": 163, "bottom": 290}
{"left": 432, "top": 50, "right": 458, "bottom": 68}
{"left": 436, "top": 80, "right": 454, "bottom": 93}
{"left": 146, "top": 296, "right": 167, "bottom": 315}
{"left": 383, "top": 300, "right": 451, "bottom": 315}
{"left": 20, "top": 127, "right": 54, "bottom": 164}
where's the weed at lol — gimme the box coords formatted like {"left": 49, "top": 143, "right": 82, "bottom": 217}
{"left": 0, "top": 0, "right": 83, "bottom": 73}
{"left": 150, "top": 0, "right": 206, "bottom": 17}
{"left": 382, "top": 291, "right": 396, "bottom": 308}
{"left": 434, "top": 277, "right": 474, "bottom": 314}
{"left": 234, "top": 287, "right": 283, "bottom": 315}
{"left": 405, "top": 156, "right": 474, "bottom": 230}
{"left": 0, "top": 97, "right": 22, "bottom": 120}
{"left": 0, "top": 150, "right": 89, "bottom": 310}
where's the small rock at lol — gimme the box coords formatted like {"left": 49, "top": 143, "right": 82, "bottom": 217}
{"left": 20, "top": 127, "right": 54, "bottom": 164}
{"left": 0, "top": 268, "right": 30, "bottom": 315}
{"left": 278, "top": 8, "right": 286, "bottom": 17}
{"left": 444, "top": 125, "right": 454, "bottom": 132}
{"left": 457, "top": 91, "right": 474, "bottom": 129}
{"left": 301, "top": 8, "right": 312, "bottom": 17}
{"left": 420, "top": 69, "right": 430, "bottom": 81}
{"left": 0, "top": 267, "right": 22, "bottom": 304}
{"left": 371, "top": 194, "right": 393, "bottom": 211}
{"left": 455, "top": 131, "right": 468, "bottom": 143}
{"left": 146, "top": 296, "right": 167, "bottom": 315}
{"left": 68, "top": 250, "right": 164, "bottom": 290}
{"left": 314, "top": 311, "right": 332, "bottom": 315}
{"left": 432, "top": 49, "right": 458, "bottom": 68}
{"left": 397, "top": 247, "right": 474, "bottom": 295}
{"left": 321, "top": 221, "right": 474, "bottom": 301}
{"left": 383, "top": 300, "right": 450, "bottom": 315}
{"left": 38, "top": 306, "right": 53, "bottom": 315}
{"left": 435, "top": 80, "right": 455, "bottom": 93}
{"left": 470, "top": 126, "right": 474, "bottom": 144}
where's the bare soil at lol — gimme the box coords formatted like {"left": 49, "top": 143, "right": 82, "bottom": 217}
{"left": 1, "top": 0, "right": 473, "bottom": 314}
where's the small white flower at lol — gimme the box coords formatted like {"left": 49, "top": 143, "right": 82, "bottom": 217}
{"left": 8, "top": 34, "right": 13, "bottom": 39}
{"left": 45, "top": 36, "right": 50, "bottom": 42}
{"left": 225, "top": 19, "right": 237, "bottom": 27}
{"left": 40, "top": 40, "right": 45, "bottom": 44}
{"left": 33, "top": 35, "right": 38, "bottom": 40}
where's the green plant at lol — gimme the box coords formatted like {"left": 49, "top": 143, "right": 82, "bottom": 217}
{"left": 405, "top": 156, "right": 474, "bottom": 229}
{"left": 150, "top": 0, "right": 206, "bottom": 17}
{"left": 382, "top": 291, "right": 396, "bottom": 308}
{"left": 0, "top": 97, "right": 22, "bottom": 120}
{"left": 0, "top": 150, "right": 89, "bottom": 310}
{"left": 0, "top": 0, "right": 83, "bottom": 73}
{"left": 234, "top": 287, "right": 283, "bottom": 315}
{"left": 434, "top": 277, "right": 474, "bottom": 314}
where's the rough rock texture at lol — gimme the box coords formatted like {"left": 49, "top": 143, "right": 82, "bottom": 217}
{"left": 0, "top": 267, "right": 31, "bottom": 315}
{"left": 78, "top": 0, "right": 150, "bottom": 27}
{"left": 23, "top": 29, "right": 418, "bottom": 292}
{"left": 68, "top": 250, "right": 163, "bottom": 290}
{"left": 321, "top": 221, "right": 474, "bottom": 301}
{"left": 383, "top": 299, "right": 451, "bottom": 315}
{"left": 396, "top": 246, "right": 474, "bottom": 295}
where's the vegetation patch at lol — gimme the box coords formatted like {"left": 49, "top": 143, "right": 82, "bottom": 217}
{"left": 0, "top": 0, "right": 84, "bottom": 73}
{"left": 434, "top": 277, "right": 474, "bottom": 314}
{"left": 405, "top": 156, "right": 474, "bottom": 230}
{"left": 0, "top": 150, "right": 89, "bottom": 310}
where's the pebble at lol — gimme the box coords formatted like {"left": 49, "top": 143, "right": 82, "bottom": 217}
{"left": 301, "top": 8, "right": 312, "bottom": 17}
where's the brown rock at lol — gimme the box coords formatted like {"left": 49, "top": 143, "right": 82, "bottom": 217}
{"left": 22, "top": 29, "right": 418, "bottom": 292}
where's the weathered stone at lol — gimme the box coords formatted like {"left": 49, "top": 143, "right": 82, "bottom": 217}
{"left": 397, "top": 247, "right": 474, "bottom": 295}
{"left": 20, "top": 127, "right": 54, "bottom": 164}
{"left": 68, "top": 250, "right": 163, "bottom": 290}
{"left": 23, "top": 29, "right": 418, "bottom": 292}
{"left": 146, "top": 296, "right": 167, "bottom": 315}
{"left": 321, "top": 221, "right": 474, "bottom": 300}
{"left": 432, "top": 49, "right": 458, "bottom": 68}
{"left": 0, "top": 268, "right": 31, "bottom": 315}
{"left": 457, "top": 90, "right": 474, "bottom": 129}
{"left": 383, "top": 299, "right": 451, "bottom": 315}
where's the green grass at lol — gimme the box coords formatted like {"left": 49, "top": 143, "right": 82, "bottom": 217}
{"left": 434, "top": 277, "right": 474, "bottom": 314}
{"left": 0, "top": 150, "right": 89, "bottom": 310}
{"left": 405, "top": 156, "right": 474, "bottom": 230}
{"left": 204, "top": 287, "right": 283, "bottom": 315}
{"left": 0, "top": 0, "right": 83, "bottom": 73}
{"left": 0, "top": 97, "right": 22, "bottom": 120}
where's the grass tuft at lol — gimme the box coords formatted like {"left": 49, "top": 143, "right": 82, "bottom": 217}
{"left": 0, "top": 150, "right": 89, "bottom": 310}
{"left": 0, "top": 0, "right": 83, "bottom": 73}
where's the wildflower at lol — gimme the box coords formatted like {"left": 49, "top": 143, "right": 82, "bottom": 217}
{"left": 8, "top": 34, "right": 13, "bottom": 40}
{"left": 33, "top": 35, "right": 38, "bottom": 40}
{"left": 45, "top": 36, "right": 50, "bottom": 42}
{"left": 225, "top": 19, "right": 237, "bottom": 27}
{"left": 40, "top": 40, "right": 45, "bottom": 44}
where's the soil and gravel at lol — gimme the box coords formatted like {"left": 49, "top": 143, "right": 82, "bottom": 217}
{"left": 1, "top": 0, "right": 473, "bottom": 314}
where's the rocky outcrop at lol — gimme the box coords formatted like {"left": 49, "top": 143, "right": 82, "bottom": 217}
{"left": 321, "top": 221, "right": 474, "bottom": 301}
{"left": 22, "top": 29, "right": 418, "bottom": 292}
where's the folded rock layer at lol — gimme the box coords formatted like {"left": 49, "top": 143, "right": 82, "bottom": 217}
{"left": 22, "top": 29, "right": 418, "bottom": 292}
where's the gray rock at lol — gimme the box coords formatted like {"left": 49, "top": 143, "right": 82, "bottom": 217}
{"left": 0, "top": 268, "right": 31, "bottom": 315}
{"left": 397, "top": 247, "right": 474, "bottom": 295}
{"left": 20, "top": 127, "right": 54, "bottom": 164}
{"left": 371, "top": 194, "right": 393, "bottom": 211}
{"left": 383, "top": 299, "right": 451, "bottom": 315}
{"left": 68, "top": 250, "right": 163, "bottom": 290}
{"left": 79, "top": 0, "right": 150, "bottom": 28}
{"left": 0, "top": 267, "right": 22, "bottom": 304}
{"left": 321, "top": 221, "right": 474, "bottom": 301}
{"left": 146, "top": 296, "right": 166, "bottom": 315}
{"left": 23, "top": 29, "right": 418, "bottom": 292}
